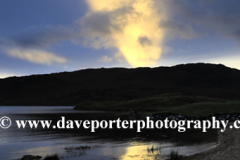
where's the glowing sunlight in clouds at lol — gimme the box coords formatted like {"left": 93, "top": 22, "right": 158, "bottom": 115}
{"left": 82, "top": 0, "right": 165, "bottom": 67}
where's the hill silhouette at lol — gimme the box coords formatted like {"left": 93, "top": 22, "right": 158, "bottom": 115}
{"left": 1, "top": 63, "right": 240, "bottom": 106}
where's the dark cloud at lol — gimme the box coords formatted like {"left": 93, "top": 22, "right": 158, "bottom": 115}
{"left": 138, "top": 36, "right": 152, "bottom": 46}
{"left": 161, "top": 0, "right": 240, "bottom": 41}
{"left": 0, "top": 25, "right": 81, "bottom": 50}
{"left": 12, "top": 26, "right": 80, "bottom": 48}
{"left": 0, "top": 6, "right": 133, "bottom": 50}
{"left": 159, "top": 20, "right": 198, "bottom": 39}
{"left": 79, "top": 12, "right": 114, "bottom": 37}
{"left": 79, "top": 6, "right": 133, "bottom": 37}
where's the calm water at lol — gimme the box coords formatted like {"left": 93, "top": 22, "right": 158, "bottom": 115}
{"left": 0, "top": 106, "right": 218, "bottom": 160}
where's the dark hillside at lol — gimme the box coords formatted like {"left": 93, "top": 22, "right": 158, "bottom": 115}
{"left": 0, "top": 63, "right": 240, "bottom": 105}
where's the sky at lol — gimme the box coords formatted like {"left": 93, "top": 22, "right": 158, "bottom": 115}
{"left": 1, "top": 0, "right": 240, "bottom": 78}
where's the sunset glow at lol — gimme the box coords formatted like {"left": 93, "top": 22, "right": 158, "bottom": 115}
{"left": 82, "top": 0, "right": 165, "bottom": 67}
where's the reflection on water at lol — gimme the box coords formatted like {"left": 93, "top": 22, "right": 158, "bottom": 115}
{"left": 121, "top": 144, "right": 163, "bottom": 160}
{"left": 0, "top": 106, "right": 104, "bottom": 115}
{"left": 0, "top": 106, "right": 218, "bottom": 160}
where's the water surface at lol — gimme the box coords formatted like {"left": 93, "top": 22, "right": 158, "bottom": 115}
{"left": 0, "top": 106, "right": 218, "bottom": 160}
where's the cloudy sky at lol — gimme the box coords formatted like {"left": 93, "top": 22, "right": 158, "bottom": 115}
{"left": 1, "top": 0, "right": 240, "bottom": 78}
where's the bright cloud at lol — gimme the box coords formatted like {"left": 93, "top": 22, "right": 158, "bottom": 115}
{"left": 81, "top": 0, "right": 166, "bottom": 67}
{"left": 7, "top": 48, "right": 67, "bottom": 65}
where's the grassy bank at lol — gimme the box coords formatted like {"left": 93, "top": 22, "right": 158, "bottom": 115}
{"left": 75, "top": 93, "right": 240, "bottom": 116}
{"left": 163, "top": 100, "right": 240, "bottom": 116}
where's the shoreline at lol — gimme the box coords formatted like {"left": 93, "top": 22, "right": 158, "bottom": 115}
{"left": 185, "top": 123, "right": 239, "bottom": 160}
